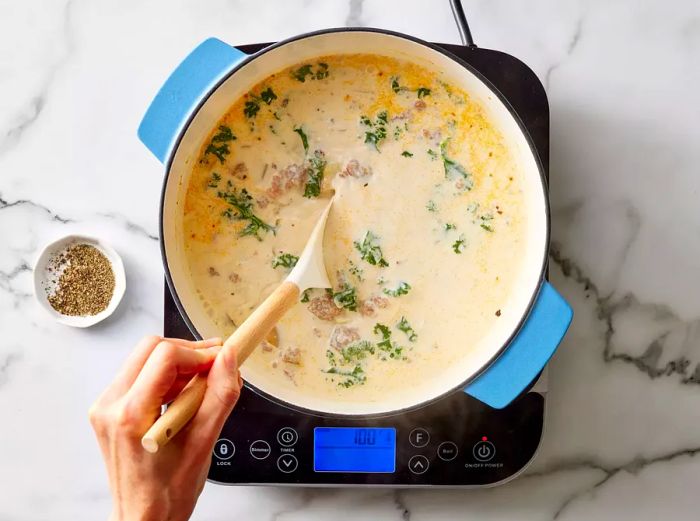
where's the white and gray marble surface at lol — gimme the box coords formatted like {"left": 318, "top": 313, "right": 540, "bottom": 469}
{"left": 1, "top": 0, "right": 699, "bottom": 519}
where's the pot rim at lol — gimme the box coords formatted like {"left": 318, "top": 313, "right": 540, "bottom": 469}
{"left": 159, "top": 27, "right": 551, "bottom": 419}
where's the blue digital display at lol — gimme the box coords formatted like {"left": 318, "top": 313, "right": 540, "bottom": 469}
{"left": 314, "top": 427, "right": 396, "bottom": 473}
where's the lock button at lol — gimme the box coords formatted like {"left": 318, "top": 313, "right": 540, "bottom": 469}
{"left": 213, "top": 438, "right": 235, "bottom": 460}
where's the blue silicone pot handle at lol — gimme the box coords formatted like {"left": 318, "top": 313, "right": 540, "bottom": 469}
{"left": 464, "top": 281, "right": 573, "bottom": 409}
{"left": 138, "top": 38, "right": 247, "bottom": 163}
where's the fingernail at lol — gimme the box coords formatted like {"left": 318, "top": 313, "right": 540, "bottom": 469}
{"left": 206, "top": 337, "right": 222, "bottom": 344}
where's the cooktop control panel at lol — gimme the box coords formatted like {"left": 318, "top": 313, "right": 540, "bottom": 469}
{"left": 207, "top": 388, "right": 543, "bottom": 486}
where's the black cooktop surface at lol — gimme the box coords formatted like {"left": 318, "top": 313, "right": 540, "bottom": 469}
{"left": 165, "top": 40, "right": 549, "bottom": 487}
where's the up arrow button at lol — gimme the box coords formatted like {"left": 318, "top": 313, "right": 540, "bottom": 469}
{"left": 408, "top": 455, "right": 429, "bottom": 474}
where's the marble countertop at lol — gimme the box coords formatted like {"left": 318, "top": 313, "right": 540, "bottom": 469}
{"left": 2, "top": 0, "right": 699, "bottom": 519}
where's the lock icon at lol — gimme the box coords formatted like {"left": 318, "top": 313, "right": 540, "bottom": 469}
{"left": 214, "top": 439, "right": 235, "bottom": 460}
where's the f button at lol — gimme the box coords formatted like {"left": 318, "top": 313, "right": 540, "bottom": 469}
{"left": 409, "top": 428, "right": 430, "bottom": 448}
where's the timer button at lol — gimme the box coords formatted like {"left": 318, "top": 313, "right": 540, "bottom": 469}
{"left": 277, "top": 427, "right": 298, "bottom": 447}
{"left": 408, "top": 455, "right": 429, "bottom": 474}
{"left": 213, "top": 438, "right": 235, "bottom": 460}
{"left": 437, "top": 441, "right": 458, "bottom": 461}
{"left": 409, "top": 428, "right": 430, "bottom": 448}
{"left": 277, "top": 454, "right": 299, "bottom": 473}
{"left": 473, "top": 439, "right": 495, "bottom": 462}
{"left": 249, "top": 440, "right": 271, "bottom": 460}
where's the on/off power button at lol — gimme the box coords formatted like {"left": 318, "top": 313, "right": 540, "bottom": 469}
{"left": 472, "top": 437, "right": 495, "bottom": 462}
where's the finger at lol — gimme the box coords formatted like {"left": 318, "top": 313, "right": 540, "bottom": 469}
{"left": 159, "top": 337, "right": 222, "bottom": 402}
{"left": 162, "top": 374, "right": 198, "bottom": 404}
{"left": 188, "top": 345, "right": 242, "bottom": 443}
{"left": 125, "top": 341, "right": 221, "bottom": 421}
{"left": 108, "top": 335, "right": 163, "bottom": 395}
{"left": 111, "top": 336, "right": 220, "bottom": 395}
{"left": 163, "top": 337, "right": 222, "bottom": 349}
{"left": 158, "top": 339, "right": 222, "bottom": 404}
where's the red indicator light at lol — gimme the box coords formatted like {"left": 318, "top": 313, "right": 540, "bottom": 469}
{"left": 481, "top": 436, "right": 488, "bottom": 441}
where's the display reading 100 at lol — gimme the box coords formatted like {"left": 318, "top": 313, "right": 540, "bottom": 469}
{"left": 314, "top": 427, "right": 396, "bottom": 473}
{"left": 353, "top": 429, "right": 377, "bottom": 446}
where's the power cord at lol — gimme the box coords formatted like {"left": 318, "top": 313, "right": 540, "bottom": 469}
{"left": 449, "top": 0, "right": 475, "bottom": 47}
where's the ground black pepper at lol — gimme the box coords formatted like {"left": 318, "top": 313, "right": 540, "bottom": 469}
{"left": 47, "top": 244, "right": 115, "bottom": 316}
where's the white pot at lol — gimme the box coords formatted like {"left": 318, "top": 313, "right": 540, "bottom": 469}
{"left": 138, "top": 29, "right": 572, "bottom": 417}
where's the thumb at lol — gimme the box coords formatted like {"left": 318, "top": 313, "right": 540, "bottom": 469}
{"left": 189, "top": 345, "right": 243, "bottom": 442}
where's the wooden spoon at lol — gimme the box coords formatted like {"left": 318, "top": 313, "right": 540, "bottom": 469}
{"left": 141, "top": 199, "right": 334, "bottom": 453}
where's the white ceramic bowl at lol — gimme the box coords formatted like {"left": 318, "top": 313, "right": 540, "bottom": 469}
{"left": 33, "top": 235, "right": 126, "bottom": 327}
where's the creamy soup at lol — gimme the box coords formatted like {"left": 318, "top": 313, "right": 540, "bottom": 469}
{"left": 183, "top": 54, "right": 527, "bottom": 407}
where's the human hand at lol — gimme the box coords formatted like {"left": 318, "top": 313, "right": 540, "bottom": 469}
{"left": 89, "top": 336, "right": 243, "bottom": 521}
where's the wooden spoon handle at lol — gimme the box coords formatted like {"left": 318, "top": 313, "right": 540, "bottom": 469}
{"left": 225, "top": 281, "right": 300, "bottom": 364}
{"left": 141, "top": 281, "right": 300, "bottom": 453}
{"left": 141, "top": 373, "right": 208, "bottom": 453}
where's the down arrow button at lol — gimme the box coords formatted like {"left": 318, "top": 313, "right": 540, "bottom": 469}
{"left": 277, "top": 454, "right": 299, "bottom": 473}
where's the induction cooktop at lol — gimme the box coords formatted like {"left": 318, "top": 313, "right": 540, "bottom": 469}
{"left": 163, "top": 27, "right": 551, "bottom": 486}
